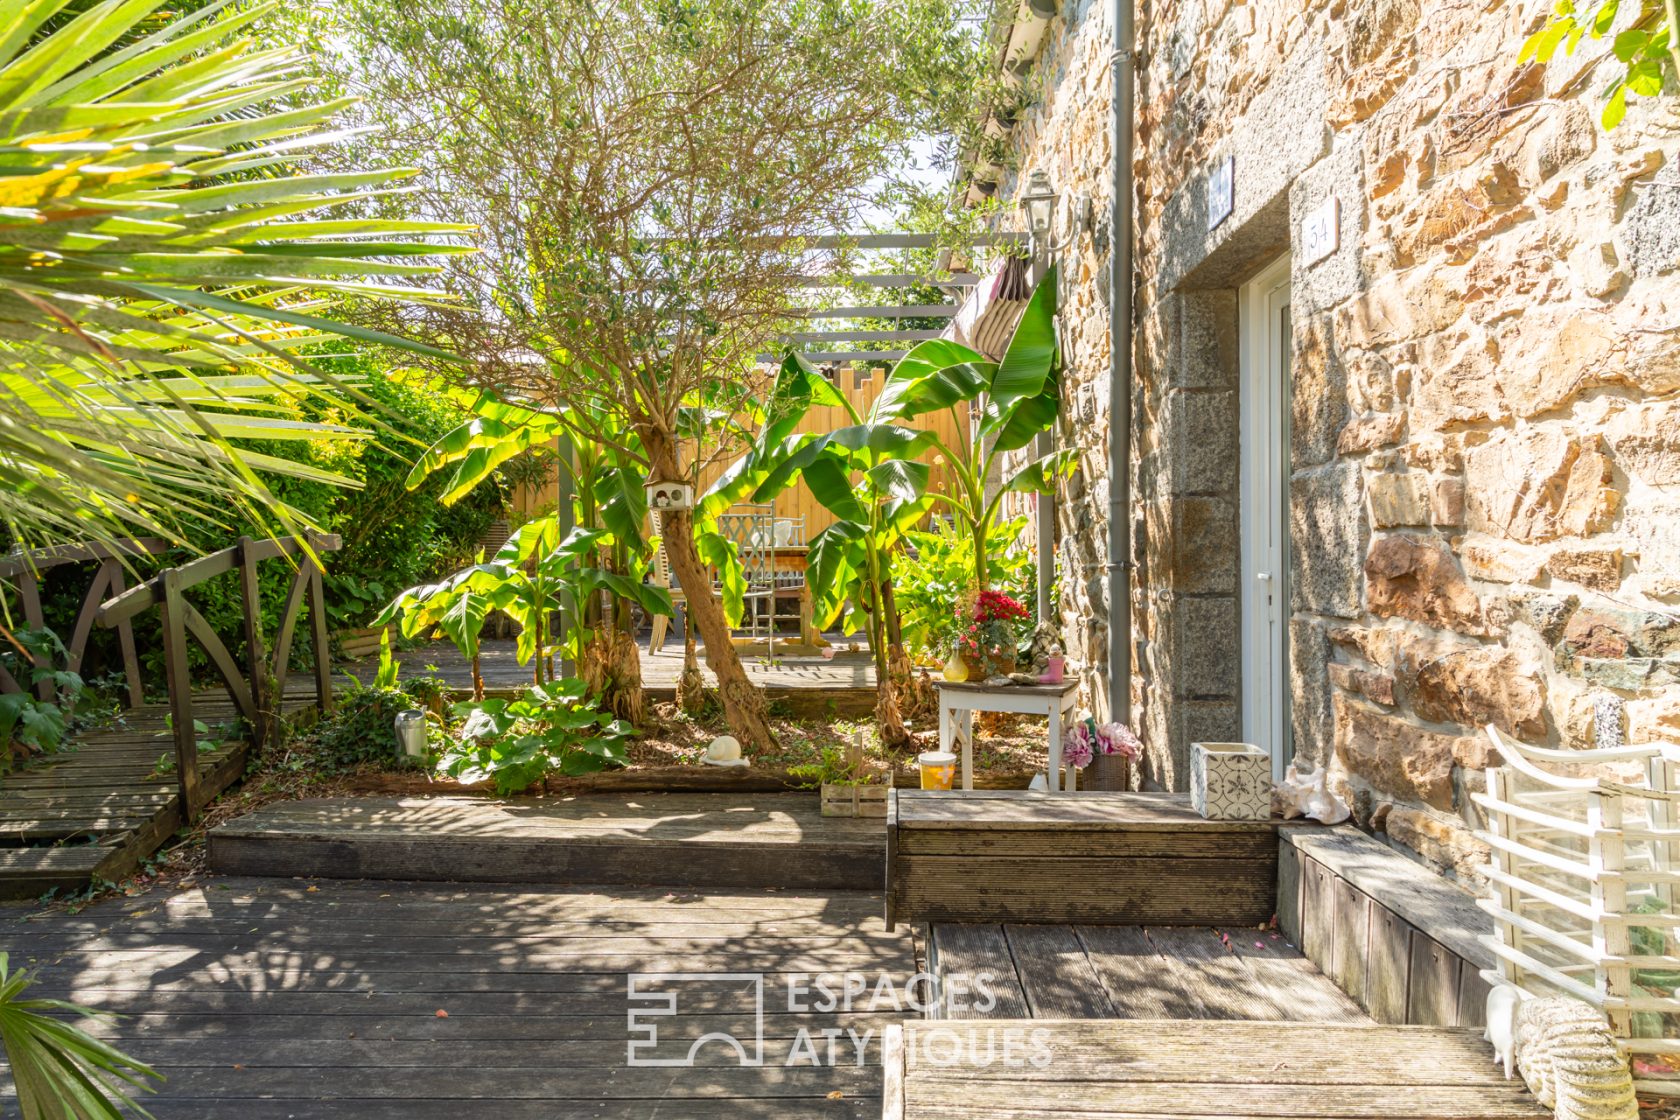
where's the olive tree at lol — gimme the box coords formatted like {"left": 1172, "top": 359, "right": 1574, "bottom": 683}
{"left": 329, "top": 0, "right": 984, "bottom": 751}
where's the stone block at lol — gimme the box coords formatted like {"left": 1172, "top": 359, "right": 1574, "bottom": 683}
{"left": 1327, "top": 624, "right": 1400, "bottom": 668}
{"left": 1173, "top": 595, "right": 1240, "bottom": 699}
{"left": 1410, "top": 646, "right": 1548, "bottom": 739}
{"left": 1291, "top": 618, "right": 1335, "bottom": 767}
{"left": 1333, "top": 693, "right": 1461, "bottom": 810}
{"left": 1559, "top": 606, "right": 1680, "bottom": 660}
{"left": 1364, "top": 534, "right": 1487, "bottom": 635}
{"left": 1166, "top": 390, "right": 1237, "bottom": 495}
{"left": 1290, "top": 130, "right": 1366, "bottom": 315}
{"left": 1167, "top": 496, "right": 1238, "bottom": 594}
{"left": 1464, "top": 429, "right": 1619, "bottom": 544}
{"left": 1291, "top": 461, "right": 1367, "bottom": 619}
{"left": 1291, "top": 314, "right": 1348, "bottom": 468}
{"left": 1329, "top": 661, "right": 1398, "bottom": 706}
{"left": 1461, "top": 540, "right": 1546, "bottom": 585}
{"left": 1176, "top": 290, "right": 1239, "bottom": 388}
{"left": 1365, "top": 470, "right": 1431, "bottom": 528}
{"left": 1430, "top": 476, "right": 1466, "bottom": 527}
{"left": 1384, "top": 806, "right": 1489, "bottom": 883}
{"left": 1626, "top": 175, "right": 1680, "bottom": 278}
{"left": 1500, "top": 592, "right": 1579, "bottom": 645}
{"left": 1338, "top": 413, "right": 1405, "bottom": 455}
{"left": 1545, "top": 545, "right": 1624, "bottom": 592}
{"left": 1605, "top": 401, "right": 1680, "bottom": 487}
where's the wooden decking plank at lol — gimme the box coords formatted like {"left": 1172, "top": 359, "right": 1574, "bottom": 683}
{"left": 900, "top": 1020, "right": 1547, "bottom": 1120}
{"left": 1072, "top": 925, "right": 1207, "bottom": 1019}
{"left": 1139, "top": 926, "right": 1290, "bottom": 1020}
{"left": 1004, "top": 925, "right": 1115, "bottom": 1019}
{"left": 1223, "top": 929, "right": 1370, "bottom": 1024}
{"left": 929, "top": 924, "right": 1030, "bottom": 1018}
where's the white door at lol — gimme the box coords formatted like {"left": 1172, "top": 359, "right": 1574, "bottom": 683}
{"left": 1239, "top": 255, "right": 1292, "bottom": 781}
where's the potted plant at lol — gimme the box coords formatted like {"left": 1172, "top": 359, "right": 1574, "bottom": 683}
{"left": 954, "top": 589, "right": 1030, "bottom": 680}
{"left": 789, "top": 736, "right": 891, "bottom": 818}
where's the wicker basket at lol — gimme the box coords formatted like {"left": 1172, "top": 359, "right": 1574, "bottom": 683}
{"left": 1085, "top": 751, "right": 1133, "bottom": 792}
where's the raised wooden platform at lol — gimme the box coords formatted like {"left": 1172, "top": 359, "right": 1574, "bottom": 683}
{"left": 0, "top": 696, "right": 252, "bottom": 900}
{"left": 926, "top": 923, "right": 1366, "bottom": 1022}
{"left": 884, "top": 1019, "right": 1546, "bottom": 1120}
{"left": 210, "top": 793, "right": 886, "bottom": 890}
{"left": 346, "top": 638, "right": 879, "bottom": 715}
{"left": 12, "top": 877, "right": 911, "bottom": 1118}
{"left": 887, "top": 791, "right": 1280, "bottom": 928}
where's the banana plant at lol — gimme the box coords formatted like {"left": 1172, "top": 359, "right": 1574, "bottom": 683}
{"left": 376, "top": 520, "right": 671, "bottom": 700}
{"left": 871, "top": 265, "right": 1072, "bottom": 592}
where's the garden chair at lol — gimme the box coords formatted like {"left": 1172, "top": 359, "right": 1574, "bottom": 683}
{"left": 1473, "top": 724, "right": 1680, "bottom": 1097}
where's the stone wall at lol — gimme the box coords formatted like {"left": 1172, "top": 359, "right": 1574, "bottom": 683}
{"left": 1000, "top": 0, "right": 1680, "bottom": 884}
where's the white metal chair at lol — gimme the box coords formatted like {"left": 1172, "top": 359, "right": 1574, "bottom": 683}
{"left": 1473, "top": 724, "right": 1680, "bottom": 1097}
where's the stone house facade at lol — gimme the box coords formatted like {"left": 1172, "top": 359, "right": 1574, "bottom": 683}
{"left": 990, "top": 0, "right": 1680, "bottom": 883}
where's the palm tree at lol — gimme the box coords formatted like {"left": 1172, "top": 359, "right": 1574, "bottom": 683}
{"left": 0, "top": 0, "right": 467, "bottom": 556}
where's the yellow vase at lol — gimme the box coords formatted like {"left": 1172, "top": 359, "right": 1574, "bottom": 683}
{"left": 943, "top": 650, "right": 968, "bottom": 683}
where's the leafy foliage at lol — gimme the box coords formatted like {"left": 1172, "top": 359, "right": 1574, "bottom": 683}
{"left": 1522, "top": 0, "right": 1677, "bottom": 128}
{"left": 0, "top": 629, "right": 94, "bottom": 769}
{"left": 894, "top": 516, "right": 1033, "bottom": 660}
{"left": 442, "top": 682, "right": 635, "bottom": 795}
{"left": 0, "top": 0, "right": 467, "bottom": 554}
{"left": 0, "top": 952, "right": 159, "bottom": 1120}
{"left": 299, "top": 674, "right": 447, "bottom": 773}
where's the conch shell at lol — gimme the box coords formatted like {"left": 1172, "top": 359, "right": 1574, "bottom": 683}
{"left": 1272, "top": 761, "right": 1351, "bottom": 825}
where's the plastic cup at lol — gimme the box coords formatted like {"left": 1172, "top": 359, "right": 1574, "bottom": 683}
{"left": 917, "top": 750, "right": 957, "bottom": 791}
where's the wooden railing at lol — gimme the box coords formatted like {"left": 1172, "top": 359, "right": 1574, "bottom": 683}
{"left": 0, "top": 538, "right": 169, "bottom": 707}
{"left": 97, "top": 533, "right": 342, "bottom": 817}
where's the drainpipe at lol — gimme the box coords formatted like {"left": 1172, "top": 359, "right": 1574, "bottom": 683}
{"left": 1106, "top": 0, "right": 1135, "bottom": 728}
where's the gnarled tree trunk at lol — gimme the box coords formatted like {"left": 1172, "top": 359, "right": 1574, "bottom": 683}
{"left": 642, "top": 427, "right": 776, "bottom": 753}
{"left": 676, "top": 631, "right": 707, "bottom": 716}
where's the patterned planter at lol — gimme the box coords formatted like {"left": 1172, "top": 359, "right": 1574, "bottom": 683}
{"left": 1189, "top": 742, "right": 1271, "bottom": 820}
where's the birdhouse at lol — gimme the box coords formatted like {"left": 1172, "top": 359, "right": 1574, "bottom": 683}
{"left": 644, "top": 480, "right": 693, "bottom": 511}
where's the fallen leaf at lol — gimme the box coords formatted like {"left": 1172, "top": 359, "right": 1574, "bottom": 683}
{"left": 305, "top": 885, "right": 320, "bottom": 893}
{"left": 826, "top": 1091, "right": 844, "bottom": 1100}
{"left": 233, "top": 1064, "right": 244, "bottom": 1071}
{"left": 436, "top": 1009, "right": 449, "bottom": 1018}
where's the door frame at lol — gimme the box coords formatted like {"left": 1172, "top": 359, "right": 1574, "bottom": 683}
{"left": 1238, "top": 254, "right": 1293, "bottom": 781}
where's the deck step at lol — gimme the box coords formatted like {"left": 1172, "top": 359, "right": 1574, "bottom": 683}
{"left": 209, "top": 794, "right": 885, "bottom": 890}
{"left": 885, "top": 1018, "right": 1544, "bottom": 1120}
{"left": 888, "top": 790, "right": 1281, "bottom": 927}
{"left": 0, "top": 844, "right": 113, "bottom": 897}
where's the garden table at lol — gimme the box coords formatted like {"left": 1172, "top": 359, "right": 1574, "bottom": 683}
{"left": 936, "top": 677, "right": 1082, "bottom": 791}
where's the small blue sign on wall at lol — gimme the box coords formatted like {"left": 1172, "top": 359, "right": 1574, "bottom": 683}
{"left": 1208, "top": 155, "right": 1234, "bottom": 231}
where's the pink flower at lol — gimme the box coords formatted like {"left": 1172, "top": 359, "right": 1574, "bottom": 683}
{"left": 1063, "top": 719, "right": 1095, "bottom": 768}
{"left": 1096, "top": 722, "right": 1143, "bottom": 759}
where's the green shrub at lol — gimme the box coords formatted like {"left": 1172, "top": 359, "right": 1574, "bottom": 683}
{"left": 443, "top": 681, "right": 634, "bottom": 795}
{"left": 894, "top": 516, "right": 1034, "bottom": 662}
{"left": 301, "top": 674, "right": 448, "bottom": 773}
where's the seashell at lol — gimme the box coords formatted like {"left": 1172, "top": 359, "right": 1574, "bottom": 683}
{"left": 1270, "top": 761, "right": 1350, "bottom": 824}
{"left": 1272, "top": 761, "right": 1315, "bottom": 820}
{"left": 1513, "top": 996, "right": 1638, "bottom": 1120}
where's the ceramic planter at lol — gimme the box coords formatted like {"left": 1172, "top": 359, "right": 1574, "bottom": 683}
{"left": 1189, "top": 741, "right": 1271, "bottom": 820}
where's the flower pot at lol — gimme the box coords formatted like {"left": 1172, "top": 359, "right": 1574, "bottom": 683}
{"left": 962, "top": 651, "right": 1016, "bottom": 680}
{"left": 917, "top": 750, "right": 957, "bottom": 790}
{"left": 1189, "top": 741, "right": 1271, "bottom": 820}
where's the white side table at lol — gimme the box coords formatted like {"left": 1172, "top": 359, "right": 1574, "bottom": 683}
{"left": 936, "top": 678, "right": 1083, "bottom": 791}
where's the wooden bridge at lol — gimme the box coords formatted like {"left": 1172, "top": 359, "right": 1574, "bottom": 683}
{"left": 0, "top": 535, "right": 340, "bottom": 899}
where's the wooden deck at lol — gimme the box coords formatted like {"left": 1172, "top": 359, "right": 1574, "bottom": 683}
{"left": 211, "top": 793, "right": 886, "bottom": 891}
{"left": 348, "top": 638, "right": 879, "bottom": 713}
{"left": 888, "top": 791, "right": 1280, "bottom": 928}
{"left": 886, "top": 1019, "right": 1547, "bottom": 1120}
{"left": 0, "top": 694, "right": 256, "bottom": 900}
{"left": 8, "top": 876, "right": 912, "bottom": 1118}
{"left": 926, "top": 923, "right": 1367, "bottom": 1023}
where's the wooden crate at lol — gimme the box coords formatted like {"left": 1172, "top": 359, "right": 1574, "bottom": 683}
{"left": 821, "top": 783, "right": 890, "bottom": 817}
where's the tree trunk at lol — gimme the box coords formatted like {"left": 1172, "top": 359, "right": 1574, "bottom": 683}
{"left": 470, "top": 651, "right": 484, "bottom": 701}
{"left": 639, "top": 424, "right": 776, "bottom": 752}
{"left": 676, "top": 630, "right": 707, "bottom": 716}
{"left": 583, "top": 621, "right": 646, "bottom": 727}
{"left": 865, "top": 549, "right": 911, "bottom": 752}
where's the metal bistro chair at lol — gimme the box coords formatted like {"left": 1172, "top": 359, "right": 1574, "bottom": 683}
{"left": 714, "top": 504, "right": 778, "bottom": 651}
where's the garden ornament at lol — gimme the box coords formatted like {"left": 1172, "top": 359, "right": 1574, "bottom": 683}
{"left": 702, "top": 735, "right": 748, "bottom": 768}
{"left": 1485, "top": 981, "right": 1523, "bottom": 1079}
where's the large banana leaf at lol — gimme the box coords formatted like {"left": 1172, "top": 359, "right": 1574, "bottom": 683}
{"left": 0, "top": 0, "right": 469, "bottom": 552}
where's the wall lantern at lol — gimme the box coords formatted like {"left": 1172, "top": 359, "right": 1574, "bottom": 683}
{"left": 644, "top": 480, "right": 693, "bottom": 511}
{"left": 1019, "top": 168, "right": 1059, "bottom": 246}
